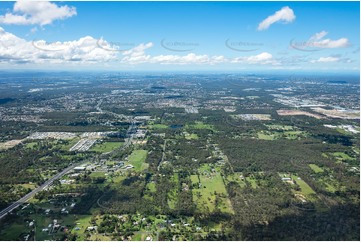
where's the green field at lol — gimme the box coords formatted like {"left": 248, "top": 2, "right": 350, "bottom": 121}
{"left": 332, "top": 152, "right": 354, "bottom": 161}
{"left": 191, "top": 172, "right": 233, "bottom": 214}
{"left": 292, "top": 175, "right": 316, "bottom": 197}
{"left": 146, "top": 182, "right": 156, "bottom": 192}
{"left": 90, "top": 141, "right": 123, "bottom": 153}
{"left": 257, "top": 130, "right": 305, "bottom": 140}
{"left": 186, "top": 121, "right": 215, "bottom": 131}
{"left": 309, "top": 164, "right": 324, "bottom": 173}
{"left": 128, "top": 149, "right": 149, "bottom": 171}
{"left": 168, "top": 173, "right": 179, "bottom": 209}
{"left": 184, "top": 133, "right": 199, "bottom": 140}
{"left": 89, "top": 172, "right": 106, "bottom": 178}
{"left": 226, "top": 172, "right": 247, "bottom": 188}
{"left": 245, "top": 176, "right": 258, "bottom": 188}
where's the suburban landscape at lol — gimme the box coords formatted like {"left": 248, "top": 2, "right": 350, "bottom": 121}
{"left": 0, "top": 0, "right": 359, "bottom": 241}
{"left": 0, "top": 72, "right": 359, "bottom": 240}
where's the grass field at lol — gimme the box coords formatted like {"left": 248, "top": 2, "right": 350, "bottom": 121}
{"left": 128, "top": 149, "right": 148, "bottom": 171}
{"left": 292, "top": 175, "right": 316, "bottom": 197}
{"left": 192, "top": 172, "right": 233, "bottom": 214}
{"left": 168, "top": 173, "right": 179, "bottom": 209}
{"left": 72, "top": 215, "right": 93, "bottom": 240}
{"left": 146, "top": 182, "right": 156, "bottom": 192}
{"left": 89, "top": 172, "right": 106, "bottom": 178}
{"left": 226, "top": 172, "right": 247, "bottom": 188}
{"left": 90, "top": 141, "right": 123, "bottom": 153}
{"left": 257, "top": 130, "right": 305, "bottom": 140}
{"left": 186, "top": 121, "right": 215, "bottom": 131}
{"left": 245, "top": 176, "right": 258, "bottom": 188}
{"left": 332, "top": 152, "right": 354, "bottom": 161}
{"left": 184, "top": 132, "right": 199, "bottom": 140}
{"left": 309, "top": 164, "right": 324, "bottom": 173}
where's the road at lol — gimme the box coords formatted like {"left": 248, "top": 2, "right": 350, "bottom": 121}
{"left": 0, "top": 162, "right": 84, "bottom": 220}
{"left": 0, "top": 114, "right": 136, "bottom": 220}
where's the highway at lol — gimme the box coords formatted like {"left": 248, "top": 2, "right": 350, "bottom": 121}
{"left": 0, "top": 162, "right": 84, "bottom": 220}
{"left": 0, "top": 118, "right": 136, "bottom": 220}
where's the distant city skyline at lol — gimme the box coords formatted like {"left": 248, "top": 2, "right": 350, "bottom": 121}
{"left": 0, "top": 1, "right": 359, "bottom": 72}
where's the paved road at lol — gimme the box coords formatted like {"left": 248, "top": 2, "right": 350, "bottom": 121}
{"left": 0, "top": 117, "right": 136, "bottom": 220}
{"left": 0, "top": 162, "right": 83, "bottom": 220}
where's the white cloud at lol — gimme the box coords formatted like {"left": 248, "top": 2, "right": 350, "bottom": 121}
{"left": 0, "top": 27, "right": 117, "bottom": 64}
{"left": 310, "top": 57, "right": 339, "bottom": 63}
{"left": 0, "top": 1, "right": 76, "bottom": 26}
{"left": 308, "top": 31, "right": 350, "bottom": 49}
{"left": 232, "top": 52, "right": 279, "bottom": 65}
{"left": 0, "top": 28, "right": 280, "bottom": 67}
{"left": 309, "top": 31, "right": 328, "bottom": 41}
{"left": 257, "top": 6, "right": 295, "bottom": 31}
{"left": 307, "top": 32, "right": 349, "bottom": 48}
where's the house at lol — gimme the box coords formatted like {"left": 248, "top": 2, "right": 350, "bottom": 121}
{"left": 281, "top": 177, "right": 291, "bottom": 181}
{"left": 73, "top": 166, "right": 86, "bottom": 172}
{"left": 87, "top": 226, "right": 97, "bottom": 231}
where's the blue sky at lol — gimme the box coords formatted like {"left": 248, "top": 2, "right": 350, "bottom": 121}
{"left": 0, "top": 1, "right": 359, "bottom": 72}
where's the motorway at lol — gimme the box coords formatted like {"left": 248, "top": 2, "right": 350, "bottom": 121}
{"left": 0, "top": 118, "right": 136, "bottom": 220}
{"left": 0, "top": 162, "right": 85, "bottom": 220}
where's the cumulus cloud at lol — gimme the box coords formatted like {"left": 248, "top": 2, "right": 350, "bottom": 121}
{"left": 310, "top": 56, "right": 339, "bottom": 63}
{"left": 0, "top": 27, "right": 280, "bottom": 67}
{"left": 307, "top": 31, "right": 349, "bottom": 48}
{"left": 0, "top": 27, "right": 117, "bottom": 64}
{"left": 257, "top": 6, "right": 295, "bottom": 31}
{"left": 232, "top": 52, "right": 279, "bottom": 65}
{"left": 0, "top": 1, "right": 76, "bottom": 26}
{"left": 309, "top": 31, "right": 328, "bottom": 41}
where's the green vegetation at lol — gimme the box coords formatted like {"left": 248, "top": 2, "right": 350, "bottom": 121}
{"left": 90, "top": 141, "right": 123, "bottom": 153}
{"left": 186, "top": 121, "right": 215, "bottom": 131}
{"left": 292, "top": 175, "right": 316, "bottom": 197}
{"left": 127, "top": 149, "right": 148, "bottom": 171}
{"left": 192, "top": 172, "right": 233, "bottom": 214}
{"left": 184, "top": 133, "right": 199, "bottom": 140}
{"left": 148, "top": 124, "right": 168, "bottom": 129}
{"left": 309, "top": 164, "right": 324, "bottom": 173}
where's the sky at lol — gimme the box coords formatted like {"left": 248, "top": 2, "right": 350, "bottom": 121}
{"left": 0, "top": 1, "right": 359, "bottom": 72}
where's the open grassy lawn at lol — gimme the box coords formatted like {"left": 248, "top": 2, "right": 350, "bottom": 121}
{"left": 89, "top": 171, "right": 106, "bottom": 178}
{"left": 192, "top": 172, "right": 233, "bottom": 214}
{"left": 185, "top": 133, "right": 199, "bottom": 140}
{"left": 168, "top": 173, "right": 179, "bottom": 209}
{"left": 72, "top": 215, "right": 93, "bottom": 240}
{"left": 332, "top": 152, "right": 354, "bottom": 161}
{"left": 309, "top": 164, "right": 324, "bottom": 173}
{"left": 187, "top": 121, "right": 215, "bottom": 131}
{"left": 292, "top": 175, "right": 316, "bottom": 197}
{"left": 146, "top": 182, "right": 156, "bottom": 192}
{"left": 245, "top": 176, "right": 258, "bottom": 188}
{"left": 90, "top": 141, "right": 123, "bottom": 153}
{"left": 127, "top": 149, "right": 148, "bottom": 171}
{"left": 257, "top": 130, "right": 305, "bottom": 140}
{"left": 226, "top": 173, "right": 247, "bottom": 188}
{"left": 257, "top": 132, "right": 275, "bottom": 140}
